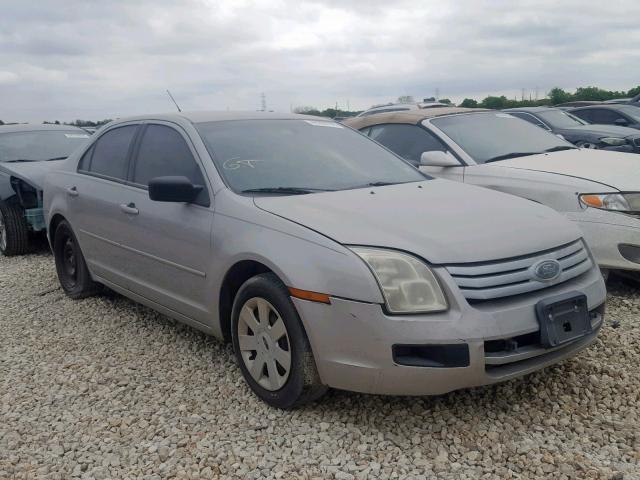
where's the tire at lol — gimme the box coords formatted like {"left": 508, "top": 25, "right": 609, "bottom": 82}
{"left": 0, "top": 201, "right": 30, "bottom": 256}
{"left": 53, "top": 220, "right": 102, "bottom": 299}
{"left": 231, "top": 273, "right": 327, "bottom": 409}
{"left": 576, "top": 141, "right": 598, "bottom": 149}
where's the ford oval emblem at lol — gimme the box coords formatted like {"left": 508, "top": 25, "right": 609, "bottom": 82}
{"left": 532, "top": 259, "right": 561, "bottom": 282}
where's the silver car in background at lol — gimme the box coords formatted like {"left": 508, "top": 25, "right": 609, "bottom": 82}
{"left": 346, "top": 109, "right": 640, "bottom": 279}
{"left": 44, "top": 112, "right": 606, "bottom": 408}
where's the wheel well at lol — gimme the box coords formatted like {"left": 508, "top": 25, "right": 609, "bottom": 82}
{"left": 48, "top": 214, "right": 66, "bottom": 243}
{"left": 219, "top": 260, "right": 273, "bottom": 342}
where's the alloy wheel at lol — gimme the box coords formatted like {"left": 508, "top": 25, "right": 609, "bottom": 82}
{"left": 237, "top": 297, "right": 292, "bottom": 391}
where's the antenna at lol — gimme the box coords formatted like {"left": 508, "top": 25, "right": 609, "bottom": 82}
{"left": 166, "top": 89, "right": 182, "bottom": 112}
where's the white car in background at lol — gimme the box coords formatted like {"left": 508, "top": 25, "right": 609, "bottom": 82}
{"left": 346, "top": 108, "right": 640, "bottom": 278}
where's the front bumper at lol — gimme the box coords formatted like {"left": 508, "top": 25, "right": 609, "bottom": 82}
{"left": 567, "top": 210, "right": 640, "bottom": 271}
{"left": 294, "top": 263, "right": 606, "bottom": 396}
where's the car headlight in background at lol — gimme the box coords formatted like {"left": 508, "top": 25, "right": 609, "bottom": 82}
{"left": 600, "top": 137, "right": 627, "bottom": 146}
{"left": 579, "top": 193, "right": 640, "bottom": 213}
{"left": 350, "top": 247, "right": 448, "bottom": 313}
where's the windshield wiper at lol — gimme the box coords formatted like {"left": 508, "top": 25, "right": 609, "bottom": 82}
{"left": 484, "top": 152, "right": 538, "bottom": 163}
{"left": 544, "top": 146, "right": 576, "bottom": 152}
{"left": 240, "top": 187, "right": 332, "bottom": 195}
{"left": 45, "top": 156, "right": 68, "bottom": 161}
{"left": 3, "top": 159, "right": 40, "bottom": 163}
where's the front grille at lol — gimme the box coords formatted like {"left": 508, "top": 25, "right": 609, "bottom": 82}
{"left": 445, "top": 240, "right": 592, "bottom": 301}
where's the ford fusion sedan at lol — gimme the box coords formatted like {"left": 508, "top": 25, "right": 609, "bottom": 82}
{"left": 505, "top": 106, "right": 640, "bottom": 153}
{"left": 345, "top": 109, "right": 640, "bottom": 278}
{"left": 45, "top": 112, "right": 606, "bottom": 408}
{"left": 0, "top": 124, "right": 90, "bottom": 255}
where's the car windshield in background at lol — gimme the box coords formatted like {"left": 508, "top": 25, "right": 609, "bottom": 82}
{"left": 431, "top": 113, "right": 575, "bottom": 164}
{"left": 619, "top": 106, "right": 640, "bottom": 122}
{"left": 537, "top": 110, "right": 586, "bottom": 128}
{"left": 0, "top": 130, "right": 90, "bottom": 162}
{"left": 195, "top": 119, "right": 426, "bottom": 193}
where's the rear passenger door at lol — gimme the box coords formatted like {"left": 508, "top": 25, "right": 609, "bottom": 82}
{"left": 116, "top": 122, "right": 214, "bottom": 323}
{"left": 70, "top": 124, "right": 140, "bottom": 287}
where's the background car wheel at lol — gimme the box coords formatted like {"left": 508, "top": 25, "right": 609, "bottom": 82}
{"left": 53, "top": 220, "right": 102, "bottom": 299}
{"left": 0, "top": 202, "right": 30, "bottom": 256}
{"left": 576, "top": 141, "right": 598, "bottom": 149}
{"left": 231, "top": 273, "right": 327, "bottom": 409}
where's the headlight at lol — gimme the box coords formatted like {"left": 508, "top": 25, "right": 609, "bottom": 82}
{"left": 600, "top": 137, "right": 627, "bottom": 146}
{"left": 579, "top": 193, "right": 640, "bottom": 212}
{"left": 350, "top": 247, "right": 448, "bottom": 314}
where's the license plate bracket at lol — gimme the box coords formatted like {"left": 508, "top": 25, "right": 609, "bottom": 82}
{"left": 536, "top": 292, "right": 592, "bottom": 348}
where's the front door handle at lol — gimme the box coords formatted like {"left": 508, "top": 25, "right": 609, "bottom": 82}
{"left": 120, "top": 203, "right": 139, "bottom": 215}
{"left": 66, "top": 186, "right": 79, "bottom": 197}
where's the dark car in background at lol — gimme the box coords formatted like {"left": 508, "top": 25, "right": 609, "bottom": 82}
{"left": 506, "top": 107, "right": 640, "bottom": 152}
{"left": 0, "top": 124, "right": 89, "bottom": 255}
{"left": 569, "top": 104, "right": 640, "bottom": 131}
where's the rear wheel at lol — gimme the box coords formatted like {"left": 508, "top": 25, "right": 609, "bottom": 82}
{"left": 0, "top": 201, "right": 30, "bottom": 256}
{"left": 53, "top": 220, "right": 101, "bottom": 298}
{"left": 231, "top": 273, "right": 327, "bottom": 409}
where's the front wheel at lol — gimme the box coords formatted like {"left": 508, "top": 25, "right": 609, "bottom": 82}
{"left": 53, "top": 220, "right": 102, "bottom": 299}
{"left": 231, "top": 273, "right": 327, "bottom": 409}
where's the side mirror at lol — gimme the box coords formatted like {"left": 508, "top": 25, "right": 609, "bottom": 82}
{"left": 419, "top": 151, "right": 460, "bottom": 167}
{"left": 614, "top": 118, "right": 629, "bottom": 126}
{"left": 148, "top": 176, "right": 202, "bottom": 203}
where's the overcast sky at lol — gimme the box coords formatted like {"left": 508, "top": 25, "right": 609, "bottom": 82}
{"left": 1, "top": 0, "right": 639, "bottom": 122}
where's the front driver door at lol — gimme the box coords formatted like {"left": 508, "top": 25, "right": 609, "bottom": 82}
{"left": 114, "top": 123, "right": 214, "bottom": 324}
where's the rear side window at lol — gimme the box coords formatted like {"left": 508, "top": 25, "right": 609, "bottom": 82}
{"left": 86, "top": 125, "right": 137, "bottom": 180}
{"left": 367, "top": 124, "right": 445, "bottom": 164}
{"left": 132, "top": 124, "right": 209, "bottom": 205}
{"left": 509, "top": 112, "right": 547, "bottom": 129}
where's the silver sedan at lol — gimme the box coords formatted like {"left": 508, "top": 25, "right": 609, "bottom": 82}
{"left": 44, "top": 112, "right": 606, "bottom": 408}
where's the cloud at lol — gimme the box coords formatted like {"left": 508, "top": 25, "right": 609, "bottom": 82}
{"left": 0, "top": 0, "right": 639, "bottom": 122}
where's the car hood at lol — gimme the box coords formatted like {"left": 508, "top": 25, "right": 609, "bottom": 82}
{"left": 492, "top": 149, "right": 639, "bottom": 191}
{"left": 559, "top": 124, "right": 640, "bottom": 138}
{"left": 0, "top": 160, "right": 65, "bottom": 189}
{"left": 254, "top": 180, "right": 581, "bottom": 264}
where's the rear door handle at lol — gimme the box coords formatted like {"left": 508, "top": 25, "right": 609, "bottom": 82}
{"left": 66, "top": 186, "right": 79, "bottom": 197}
{"left": 120, "top": 203, "right": 139, "bottom": 215}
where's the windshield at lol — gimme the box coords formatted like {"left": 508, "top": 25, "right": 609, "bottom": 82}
{"left": 619, "top": 106, "right": 640, "bottom": 122}
{"left": 0, "top": 130, "right": 90, "bottom": 162}
{"left": 431, "top": 113, "right": 574, "bottom": 164}
{"left": 537, "top": 110, "right": 586, "bottom": 128}
{"left": 195, "top": 119, "right": 426, "bottom": 193}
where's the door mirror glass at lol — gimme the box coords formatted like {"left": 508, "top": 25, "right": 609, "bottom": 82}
{"left": 419, "top": 151, "right": 460, "bottom": 167}
{"left": 614, "top": 118, "right": 629, "bottom": 126}
{"left": 148, "top": 176, "right": 202, "bottom": 203}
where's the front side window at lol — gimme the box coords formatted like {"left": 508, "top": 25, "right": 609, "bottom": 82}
{"left": 86, "top": 125, "right": 137, "bottom": 180}
{"left": 368, "top": 124, "right": 446, "bottom": 164}
{"left": 133, "top": 125, "right": 205, "bottom": 186}
{"left": 431, "top": 113, "right": 574, "bottom": 164}
{"left": 195, "top": 119, "right": 425, "bottom": 194}
{"left": 0, "top": 130, "right": 89, "bottom": 162}
{"left": 132, "top": 124, "right": 209, "bottom": 206}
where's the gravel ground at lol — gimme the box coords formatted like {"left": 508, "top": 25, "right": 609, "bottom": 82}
{"left": 1, "top": 252, "right": 639, "bottom": 480}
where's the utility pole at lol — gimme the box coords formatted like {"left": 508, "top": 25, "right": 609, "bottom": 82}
{"left": 521, "top": 88, "right": 525, "bottom": 101}
{"left": 261, "top": 92, "right": 267, "bottom": 112}
{"left": 535, "top": 86, "right": 539, "bottom": 101}
{"left": 435, "top": 88, "right": 440, "bottom": 101}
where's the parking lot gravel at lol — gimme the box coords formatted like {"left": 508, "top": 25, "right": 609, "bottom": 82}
{"left": 1, "top": 252, "right": 639, "bottom": 480}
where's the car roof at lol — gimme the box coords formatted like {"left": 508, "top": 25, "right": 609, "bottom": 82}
{"left": 0, "top": 124, "right": 88, "bottom": 133}
{"left": 569, "top": 104, "right": 633, "bottom": 111}
{"left": 504, "top": 107, "right": 555, "bottom": 113}
{"left": 343, "top": 107, "right": 488, "bottom": 129}
{"left": 110, "top": 111, "right": 327, "bottom": 125}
